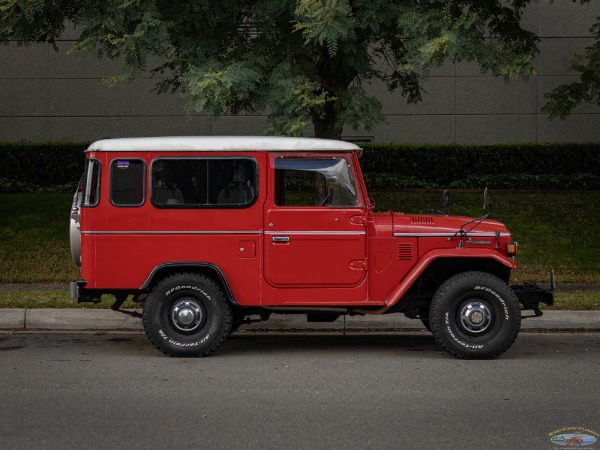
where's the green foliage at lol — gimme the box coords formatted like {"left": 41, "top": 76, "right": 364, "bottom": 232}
{"left": 360, "top": 143, "right": 600, "bottom": 188}
{"left": 1, "top": 0, "right": 541, "bottom": 138}
{"left": 0, "top": 141, "right": 88, "bottom": 190}
{"left": 362, "top": 173, "right": 430, "bottom": 190}
{"left": 1, "top": 141, "right": 600, "bottom": 192}
{"left": 449, "top": 174, "right": 600, "bottom": 190}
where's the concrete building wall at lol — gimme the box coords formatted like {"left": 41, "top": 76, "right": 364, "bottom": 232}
{"left": 1, "top": 1, "right": 599, "bottom": 144}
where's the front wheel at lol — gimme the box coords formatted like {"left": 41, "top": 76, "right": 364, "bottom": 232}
{"left": 429, "top": 271, "right": 521, "bottom": 359}
{"left": 143, "top": 273, "right": 232, "bottom": 357}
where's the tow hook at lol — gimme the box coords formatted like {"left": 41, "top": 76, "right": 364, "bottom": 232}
{"left": 511, "top": 270, "right": 555, "bottom": 318}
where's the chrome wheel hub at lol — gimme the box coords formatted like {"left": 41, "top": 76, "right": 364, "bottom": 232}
{"left": 171, "top": 299, "right": 203, "bottom": 332}
{"left": 460, "top": 301, "right": 492, "bottom": 334}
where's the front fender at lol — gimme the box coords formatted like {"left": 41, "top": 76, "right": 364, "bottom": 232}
{"left": 384, "top": 249, "right": 517, "bottom": 308}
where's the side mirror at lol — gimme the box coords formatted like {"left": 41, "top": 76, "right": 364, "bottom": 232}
{"left": 483, "top": 187, "right": 492, "bottom": 212}
{"left": 441, "top": 190, "right": 448, "bottom": 206}
{"left": 441, "top": 190, "right": 450, "bottom": 215}
{"left": 369, "top": 196, "right": 376, "bottom": 210}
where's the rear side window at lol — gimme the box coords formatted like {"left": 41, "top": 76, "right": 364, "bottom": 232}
{"left": 82, "top": 159, "right": 101, "bottom": 207}
{"left": 151, "top": 158, "right": 257, "bottom": 207}
{"left": 110, "top": 159, "right": 145, "bottom": 206}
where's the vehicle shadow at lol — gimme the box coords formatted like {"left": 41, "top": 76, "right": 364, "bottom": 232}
{"left": 220, "top": 331, "right": 443, "bottom": 358}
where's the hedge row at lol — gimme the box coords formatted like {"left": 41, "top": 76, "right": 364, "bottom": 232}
{"left": 0, "top": 141, "right": 599, "bottom": 192}
{"left": 360, "top": 143, "right": 600, "bottom": 185}
{"left": 0, "top": 141, "right": 89, "bottom": 187}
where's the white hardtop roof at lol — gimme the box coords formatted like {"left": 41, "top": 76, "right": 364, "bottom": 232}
{"left": 87, "top": 136, "right": 362, "bottom": 154}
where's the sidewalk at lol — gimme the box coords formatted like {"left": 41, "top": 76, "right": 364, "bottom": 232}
{"left": 1, "top": 308, "right": 599, "bottom": 332}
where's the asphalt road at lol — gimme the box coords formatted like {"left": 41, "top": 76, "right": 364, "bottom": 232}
{"left": 0, "top": 331, "right": 599, "bottom": 450}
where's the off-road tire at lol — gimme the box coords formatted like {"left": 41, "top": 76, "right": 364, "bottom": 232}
{"left": 429, "top": 271, "right": 521, "bottom": 360}
{"left": 143, "top": 273, "right": 232, "bottom": 357}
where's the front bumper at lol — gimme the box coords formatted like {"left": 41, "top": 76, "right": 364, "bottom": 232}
{"left": 511, "top": 270, "right": 555, "bottom": 318}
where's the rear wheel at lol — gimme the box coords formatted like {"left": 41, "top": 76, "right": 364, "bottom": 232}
{"left": 429, "top": 271, "right": 521, "bottom": 359}
{"left": 143, "top": 273, "right": 232, "bottom": 357}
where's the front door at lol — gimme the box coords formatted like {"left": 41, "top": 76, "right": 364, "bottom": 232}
{"left": 264, "top": 154, "right": 367, "bottom": 289}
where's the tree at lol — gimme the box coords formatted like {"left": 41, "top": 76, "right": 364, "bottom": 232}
{"left": 542, "top": 0, "right": 600, "bottom": 119}
{"left": 1, "top": 0, "right": 539, "bottom": 139}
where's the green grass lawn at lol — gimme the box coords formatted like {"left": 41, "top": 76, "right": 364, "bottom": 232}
{"left": 1, "top": 191, "right": 599, "bottom": 285}
{"left": 373, "top": 190, "right": 600, "bottom": 284}
{"left": 0, "top": 289, "right": 596, "bottom": 310}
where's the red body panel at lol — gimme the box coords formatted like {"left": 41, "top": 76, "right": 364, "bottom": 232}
{"left": 78, "top": 147, "right": 516, "bottom": 308}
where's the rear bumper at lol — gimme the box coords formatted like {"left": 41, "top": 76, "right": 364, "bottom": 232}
{"left": 511, "top": 271, "right": 555, "bottom": 318}
{"left": 69, "top": 279, "right": 101, "bottom": 304}
{"left": 69, "top": 279, "right": 87, "bottom": 299}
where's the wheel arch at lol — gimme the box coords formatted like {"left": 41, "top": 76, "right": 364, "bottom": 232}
{"left": 387, "top": 250, "right": 514, "bottom": 310}
{"left": 414, "top": 256, "right": 512, "bottom": 289}
{"left": 141, "top": 262, "right": 238, "bottom": 305}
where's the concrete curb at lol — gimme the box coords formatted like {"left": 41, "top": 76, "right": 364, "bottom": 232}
{"left": 26, "top": 309, "right": 142, "bottom": 330}
{"left": 1, "top": 309, "right": 600, "bottom": 331}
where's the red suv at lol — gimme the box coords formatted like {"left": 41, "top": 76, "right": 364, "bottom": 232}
{"left": 69, "top": 136, "right": 553, "bottom": 359}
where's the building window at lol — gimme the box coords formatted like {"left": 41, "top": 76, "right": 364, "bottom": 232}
{"left": 151, "top": 158, "right": 257, "bottom": 208}
{"left": 110, "top": 159, "right": 145, "bottom": 206}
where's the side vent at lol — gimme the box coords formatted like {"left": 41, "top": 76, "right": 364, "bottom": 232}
{"left": 410, "top": 215, "right": 434, "bottom": 224}
{"left": 397, "top": 243, "right": 414, "bottom": 260}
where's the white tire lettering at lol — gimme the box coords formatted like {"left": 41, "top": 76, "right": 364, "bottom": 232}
{"left": 159, "top": 329, "right": 211, "bottom": 347}
{"left": 474, "top": 285, "right": 509, "bottom": 320}
{"left": 445, "top": 312, "right": 485, "bottom": 349}
{"left": 166, "top": 285, "right": 212, "bottom": 301}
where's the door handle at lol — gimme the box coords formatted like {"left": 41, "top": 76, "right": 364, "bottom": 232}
{"left": 272, "top": 236, "right": 290, "bottom": 243}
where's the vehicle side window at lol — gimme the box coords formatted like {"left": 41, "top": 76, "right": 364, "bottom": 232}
{"left": 274, "top": 157, "right": 359, "bottom": 207}
{"left": 110, "top": 159, "right": 145, "bottom": 206}
{"left": 82, "top": 159, "right": 101, "bottom": 207}
{"left": 151, "top": 158, "right": 257, "bottom": 207}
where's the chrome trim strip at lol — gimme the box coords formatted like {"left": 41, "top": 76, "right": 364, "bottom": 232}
{"left": 82, "top": 230, "right": 262, "bottom": 235}
{"left": 265, "top": 231, "right": 366, "bottom": 236}
{"left": 82, "top": 230, "right": 366, "bottom": 236}
{"left": 393, "top": 232, "right": 511, "bottom": 238}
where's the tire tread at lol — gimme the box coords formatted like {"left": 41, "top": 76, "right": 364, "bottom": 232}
{"left": 143, "top": 272, "right": 232, "bottom": 357}
{"left": 429, "top": 271, "right": 521, "bottom": 360}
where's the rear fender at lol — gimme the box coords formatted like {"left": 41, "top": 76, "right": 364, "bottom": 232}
{"left": 141, "top": 262, "right": 238, "bottom": 305}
